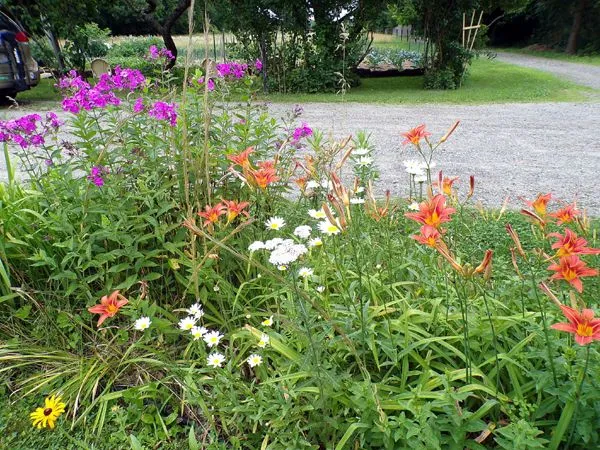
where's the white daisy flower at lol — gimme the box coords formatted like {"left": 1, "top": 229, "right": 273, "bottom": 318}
{"left": 308, "top": 209, "right": 327, "bottom": 219}
{"left": 408, "top": 202, "right": 420, "bottom": 211}
{"left": 414, "top": 174, "right": 427, "bottom": 183}
{"left": 356, "top": 156, "right": 374, "bottom": 167}
{"left": 265, "top": 216, "right": 286, "bottom": 231}
{"left": 356, "top": 186, "right": 365, "bottom": 194}
{"left": 403, "top": 159, "right": 425, "bottom": 175}
{"left": 187, "top": 303, "right": 204, "bottom": 319}
{"left": 257, "top": 334, "right": 270, "bottom": 348}
{"left": 350, "top": 198, "right": 365, "bottom": 204}
{"left": 309, "top": 237, "right": 323, "bottom": 247}
{"left": 207, "top": 352, "right": 225, "bottom": 368}
{"left": 213, "top": 285, "right": 220, "bottom": 292}
{"left": 262, "top": 316, "right": 273, "bottom": 327}
{"left": 316, "top": 286, "right": 325, "bottom": 293}
{"left": 203, "top": 330, "right": 224, "bottom": 347}
{"left": 134, "top": 316, "right": 151, "bottom": 331}
{"left": 191, "top": 326, "right": 208, "bottom": 340}
{"left": 247, "top": 354, "right": 263, "bottom": 368}
{"left": 294, "top": 225, "right": 312, "bottom": 239}
{"left": 179, "top": 316, "right": 197, "bottom": 331}
{"left": 277, "top": 265, "right": 287, "bottom": 271}
{"left": 318, "top": 220, "right": 341, "bottom": 235}
{"left": 353, "top": 147, "right": 370, "bottom": 156}
{"left": 298, "top": 267, "right": 314, "bottom": 278}
{"left": 248, "top": 241, "right": 265, "bottom": 252}
{"left": 306, "top": 180, "right": 320, "bottom": 190}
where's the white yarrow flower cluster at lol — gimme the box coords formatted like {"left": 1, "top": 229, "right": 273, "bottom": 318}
{"left": 248, "top": 241, "right": 266, "bottom": 252}
{"left": 293, "top": 225, "right": 312, "bottom": 239}
{"left": 268, "top": 240, "right": 308, "bottom": 266}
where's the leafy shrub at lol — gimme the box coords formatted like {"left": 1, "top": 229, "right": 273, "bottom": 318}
{"left": 107, "top": 36, "right": 163, "bottom": 58}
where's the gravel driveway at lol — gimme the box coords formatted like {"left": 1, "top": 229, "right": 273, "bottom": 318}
{"left": 268, "top": 100, "right": 600, "bottom": 215}
{"left": 496, "top": 52, "right": 600, "bottom": 90}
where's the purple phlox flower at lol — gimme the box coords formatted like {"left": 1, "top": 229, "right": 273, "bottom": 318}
{"left": 149, "top": 45, "right": 160, "bottom": 60}
{"left": 30, "top": 134, "right": 44, "bottom": 146}
{"left": 88, "top": 165, "right": 109, "bottom": 187}
{"left": 46, "top": 112, "right": 63, "bottom": 128}
{"left": 148, "top": 101, "right": 178, "bottom": 127}
{"left": 197, "top": 76, "right": 215, "bottom": 91}
{"left": 133, "top": 97, "right": 145, "bottom": 113}
{"left": 255, "top": 59, "right": 263, "bottom": 71}
{"left": 160, "top": 48, "right": 174, "bottom": 60}
{"left": 44, "top": 159, "right": 53, "bottom": 166}
{"left": 293, "top": 123, "right": 313, "bottom": 141}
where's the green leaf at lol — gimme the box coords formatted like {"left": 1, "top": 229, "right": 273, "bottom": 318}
{"left": 129, "top": 434, "right": 143, "bottom": 450}
{"left": 188, "top": 425, "right": 200, "bottom": 450}
{"left": 14, "top": 304, "right": 31, "bottom": 319}
{"left": 335, "top": 422, "right": 368, "bottom": 450}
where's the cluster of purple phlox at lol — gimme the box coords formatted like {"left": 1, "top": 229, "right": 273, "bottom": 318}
{"left": 148, "top": 101, "right": 178, "bottom": 127}
{"left": 148, "top": 45, "right": 175, "bottom": 61}
{"left": 0, "top": 112, "right": 62, "bottom": 149}
{"left": 292, "top": 123, "right": 313, "bottom": 141}
{"left": 58, "top": 67, "right": 145, "bottom": 114}
{"left": 87, "top": 165, "right": 109, "bottom": 187}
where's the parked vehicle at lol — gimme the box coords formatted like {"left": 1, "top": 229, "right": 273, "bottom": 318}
{"left": 0, "top": 10, "right": 39, "bottom": 101}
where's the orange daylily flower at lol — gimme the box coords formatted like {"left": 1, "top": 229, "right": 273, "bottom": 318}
{"left": 222, "top": 199, "right": 250, "bottom": 223}
{"left": 88, "top": 290, "right": 128, "bottom": 327}
{"left": 295, "top": 176, "right": 308, "bottom": 192}
{"left": 401, "top": 124, "right": 431, "bottom": 146}
{"left": 411, "top": 225, "right": 445, "bottom": 249}
{"left": 551, "top": 304, "right": 600, "bottom": 345}
{"left": 548, "top": 228, "right": 600, "bottom": 257}
{"left": 548, "top": 255, "right": 598, "bottom": 293}
{"left": 474, "top": 249, "right": 493, "bottom": 280}
{"left": 549, "top": 203, "right": 580, "bottom": 225}
{"left": 524, "top": 193, "right": 552, "bottom": 217}
{"left": 405, "top": 194, "right": 455, "bottom": 229}
{"left": 227, "top": 147, "right": 254, "bottom": 168}
{"left": 248, "top": 164, "right": 279, "bottom": 189}
{"left": 434, "top": 176, "right": 459, "bottom": 196}
{"left": 198, "top": 203, "right": 226, "bottom": 227}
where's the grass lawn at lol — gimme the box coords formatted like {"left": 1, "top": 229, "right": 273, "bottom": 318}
{"left": 15, "top": 78, "right": 61, "bottom": 106}
{"left": 495, "top": 47, "right": 600, "bottom": 66}
{"left": 261, "top": 57, "right": 592, "bottom": 104}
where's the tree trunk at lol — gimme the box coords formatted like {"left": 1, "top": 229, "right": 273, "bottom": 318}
{"left": 162, "top": 31, "right": 178, "bottom": 70}
{"left": 565, "top": 0, "right": 587, "bottom": 55}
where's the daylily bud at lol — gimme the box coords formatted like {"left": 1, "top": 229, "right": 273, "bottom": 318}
{"left": 539, "top": 282, "right": 562, "bottom": 308}
{"left": 474, "top": 249, "right": 493, "bottom": 280}
{"left": 439, "top": 120, "right": 460, "bottom": 143}
{"left": 506, "top": 224, "right": 526, "bottom": 258}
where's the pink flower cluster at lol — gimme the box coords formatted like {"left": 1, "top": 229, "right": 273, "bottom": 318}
{"left": 293, "top": 123, "right": 313, "bottom": 141}
{"left": 87, "top": 165, "right": 109, "bottom": 187}
{"left": 0, "top": 112, "right": 62, "bottom": 149}
{"left": 58, "top": 67, "right": 146, "bottom": 114}
{"left": 197, "top": 76, "right": 215, "bottom": 91}
{"left": 148, "top": 45, "right": 175, "bottom": 61}
{"left": 216, "top": 62, "right": 249, "bottom": 79}
{"left": 148, "top": 101, "right": 178, "bottom": 127}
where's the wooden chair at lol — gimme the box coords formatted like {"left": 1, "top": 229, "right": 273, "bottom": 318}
{"left": 90, "top": 58, "right": 111, "bottom": 78}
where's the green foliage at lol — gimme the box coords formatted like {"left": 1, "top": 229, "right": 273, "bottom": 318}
{"left": 63, "top": 23, "right": 111, "bottom": 73}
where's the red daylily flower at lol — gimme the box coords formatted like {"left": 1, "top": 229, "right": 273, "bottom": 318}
{"left": 551, "top": 304, "right": 600, "bottom": 345}
{"left": 405, "top": 194, "right": 455, "bottom": 229}
{"left": 222, "top": 199, "right": 249, "bottom": 223}
{"left": 198, "top": 203, "right": 226, "bottom": 227}
{"left": 401, "top": 124, "right": 431, "bottom": 146}
{"left": 411, "top": 225, "right": 445, "bottom": 249}
{"left": 227, "top": 147, "right": 254, "bottom": 168}
{"left": 548, "top": 228, "right": 600, "bottom": 257}
{"left": 88, "top": 290, "right": 128, "bottom": 327}
{"left": 548, "top": 255, "right": 598, "bottom": 293}
{"left": 524, "top": 193, "right": 552, "bottom": 217}
{"left": 549, "top": 203, "right": 580, "bottom": 225}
